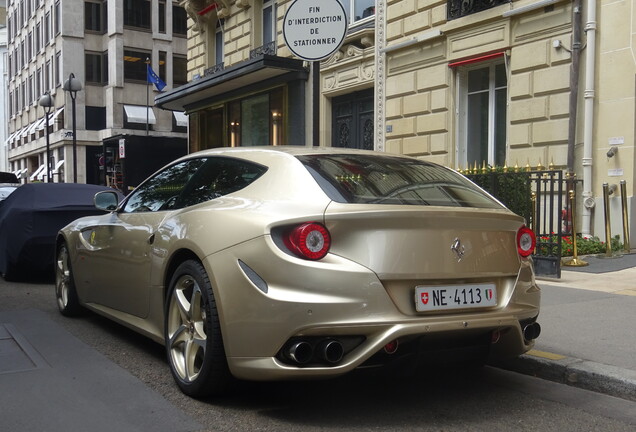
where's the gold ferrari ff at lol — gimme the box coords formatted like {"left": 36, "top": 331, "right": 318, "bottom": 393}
{"left": 55, "top": 146, "right": 540, "bottom": 397}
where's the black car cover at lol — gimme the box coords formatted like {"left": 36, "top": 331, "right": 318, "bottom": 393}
{"left": 0, "top": 183, "right": 122, "bottom": 280}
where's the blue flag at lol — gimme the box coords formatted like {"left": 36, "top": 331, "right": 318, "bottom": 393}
{"left": 147, "top": 65, "right": 166, "bottom": 91}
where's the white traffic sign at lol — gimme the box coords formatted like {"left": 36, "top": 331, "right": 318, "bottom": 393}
{"left": 283, "top": 0, "right": 348, "bottom": 61}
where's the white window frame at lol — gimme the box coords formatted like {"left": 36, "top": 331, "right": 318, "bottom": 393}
{"left": 215, "top": 20, "right": 224, "bottom": 65}
{"left": 262, "top": 0, "right": 276, "bottom": 45}
{"left": 340, "top": 0, "right": 375, "bottom": 27}
{"left": 456, "top": 59, "right": 508, "bottom": 169}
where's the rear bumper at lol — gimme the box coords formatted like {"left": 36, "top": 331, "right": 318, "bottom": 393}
{"left": 227, "top": 314, "right": 537, "bottom": 380}
{"left": 206, "top": 237, "right": 540, "bottom": 381}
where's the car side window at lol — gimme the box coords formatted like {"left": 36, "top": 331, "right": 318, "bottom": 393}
{"left": 122, "top": 159, "right": 207, "bottom": 213}
{"left": 176, "top": 157, "right": 267, "bottom": 208}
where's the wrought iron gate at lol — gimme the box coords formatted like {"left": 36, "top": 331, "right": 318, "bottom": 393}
{"left": 466, "top": 170, "right": 569, "bottom": 278}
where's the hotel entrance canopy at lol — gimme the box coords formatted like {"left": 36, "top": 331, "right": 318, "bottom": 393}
{"left": 155, "top": 55, "right": 308, "bottom": 113}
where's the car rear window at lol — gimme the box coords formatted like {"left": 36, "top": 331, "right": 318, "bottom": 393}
{"left": 0, "top": 172, "right": 19, "bottom": 183}
{"left": 297, "top": 154, "right": 504, "bottom": 209}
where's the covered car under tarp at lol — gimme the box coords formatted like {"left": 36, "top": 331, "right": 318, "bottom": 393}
{"left": 0, "top": 183, "right": 122, "bottom": 281}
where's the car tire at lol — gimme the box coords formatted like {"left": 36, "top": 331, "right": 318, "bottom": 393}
{"left": 2, "top": 263, "right": 16, "bottom": 282}
{"left": 55, "top": 242, "right": 83, "bottom": 316}
{"left": 165, "top": 260, "right": 230, "bottom": 398}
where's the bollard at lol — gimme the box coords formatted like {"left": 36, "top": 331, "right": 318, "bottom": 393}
{"left": 531, "top": 191, "right": 537, "bottom": 232}
{"left": 620, "top": 180, "right": 630, "bottom": 253}
{"left": 563, "top": 189, "right": 588, "bottom": 267}
{"left": 598, "top": 183, "right": 623, "bottom": 259}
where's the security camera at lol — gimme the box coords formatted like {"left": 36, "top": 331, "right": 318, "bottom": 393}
{"left": 607, "top": 146, "right": 618, "bottom": 158}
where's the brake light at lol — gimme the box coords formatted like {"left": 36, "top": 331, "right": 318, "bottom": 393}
{"left": 517, "top": 225, "right": 536, "bottom": 258}
{"left": 284, "top": 223, "right": 331, "bottom": 260}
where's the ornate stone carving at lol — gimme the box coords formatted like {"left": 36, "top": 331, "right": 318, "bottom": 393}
{"left": 375, "top": 0, "right": 386, "bottom": 152}
{"left": 346, "top": 45, "right": 363, "bottom": 58}
{"left": 182, "top": 0, "right": 231, "bottom": 33}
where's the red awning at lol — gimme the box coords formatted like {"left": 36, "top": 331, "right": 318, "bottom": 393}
{"left": 197, "top": 3, "right": 218, "bottom": 16}
{"left": 448, "top": 52, "right": 505, "bottom": 68}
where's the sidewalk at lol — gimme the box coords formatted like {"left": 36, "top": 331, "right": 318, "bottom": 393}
{"left": 494, "top": 253, "right": 636, "bottom": 402}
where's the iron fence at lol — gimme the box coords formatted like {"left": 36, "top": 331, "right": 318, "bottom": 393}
{"left": 466, "top": 170, "right": 578, "bottom": 278}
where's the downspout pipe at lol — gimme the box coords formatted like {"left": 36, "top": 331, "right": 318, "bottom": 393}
{"left": 581, "top": 0, "right": 597, "bottom": 237}
{"left": 567, "top": 1, "right": 582, "bottom": 180}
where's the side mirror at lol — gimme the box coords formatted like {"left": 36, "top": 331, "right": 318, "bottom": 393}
{"left": 94, "top": 190, "right": 120, "bottom": 211}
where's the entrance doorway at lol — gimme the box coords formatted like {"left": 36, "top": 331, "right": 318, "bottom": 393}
{"left": 332, "top": 89, "right": 374, "bottom": 149}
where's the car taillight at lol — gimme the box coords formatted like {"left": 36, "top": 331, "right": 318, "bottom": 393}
{"left": 284, "top": 222, "right": 331, "bottom": 260}
{"left": 517, "top": 225, "right": 536, "bottom": 258}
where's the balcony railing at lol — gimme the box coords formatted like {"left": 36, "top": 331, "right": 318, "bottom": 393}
{"left": 447, "top": 0, "right": 509, "bottom": 20}
{"left": 250, "top": 41, "right": 277, "bottom": 59}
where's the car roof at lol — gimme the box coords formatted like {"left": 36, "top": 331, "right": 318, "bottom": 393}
{"left": 177, "top": 146, "right": 413, "bottom": 161}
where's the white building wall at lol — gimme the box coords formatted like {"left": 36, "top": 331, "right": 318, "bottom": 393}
{"left": 6, "top": 0, "right": 188, "bottom": 184}
{"left": 0, "top": 26, "right": 8, "bottom": 172}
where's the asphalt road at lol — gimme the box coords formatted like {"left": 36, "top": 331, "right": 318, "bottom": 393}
{"left": 2, "top": 278, "right": 635, "bottom": 432}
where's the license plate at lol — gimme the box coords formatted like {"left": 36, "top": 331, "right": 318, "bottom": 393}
{"left": 415, "top": 283, "right": 497, "bottom": 312}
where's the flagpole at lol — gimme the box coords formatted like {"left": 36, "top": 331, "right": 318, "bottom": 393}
{"left": 145, "top": 57, "right": 150, "bottom": 136}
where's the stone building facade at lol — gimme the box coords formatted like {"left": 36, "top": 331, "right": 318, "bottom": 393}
{"left": 380, "top": 0, "right": 634, "bottom": 242}
{"left": 161, "top": 0, "right": 634, "bottom": 242}
{"left": 6, "top": 0, "right": 188, "bottom": 187}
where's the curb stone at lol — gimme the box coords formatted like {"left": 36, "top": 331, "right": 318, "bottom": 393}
{"left": 493, "top": 353, "right": 636, "bottom": 402}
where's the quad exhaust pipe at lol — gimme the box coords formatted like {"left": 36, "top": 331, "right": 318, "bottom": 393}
{"left": 285, "top": 341, "right": 313, "bottom": 364}
{"left": 523, "top": 322, "right": 541, "bottom": 342}
{"left": 317, "top": 340, "right": 344, "bottom": 364}
{"left": 284, "top": 339, "right": 344, "bottom": 365}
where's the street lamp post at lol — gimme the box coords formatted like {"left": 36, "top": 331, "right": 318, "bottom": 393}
{"left": 63, "top": 73, "right": 82, "bottom": 183}
{"left": 38, "top": 92, "right": 54, "bottom": 182}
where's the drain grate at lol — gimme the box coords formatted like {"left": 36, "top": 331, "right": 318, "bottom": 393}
{"left": 0, "top": 323, "right": 49, "bottom": 374}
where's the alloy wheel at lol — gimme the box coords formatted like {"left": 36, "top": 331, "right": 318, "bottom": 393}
{"left": 167, "top": 275, "right": 208, "bottom": 382}
{"left": 55, "top": 245, "right": 71, "bottom": 311}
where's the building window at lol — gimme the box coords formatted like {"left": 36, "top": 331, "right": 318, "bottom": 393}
{"left": 215, "top": 20, "right": 224, "bottom": 66}
{"left": 262, "top": 0, "right": 276, "bottom": 45}
{"left": 36, "top": 22, "right": 41, "bottom": 52}
{"left": 173, "top": 4, "right": 187, "bottom": 36}
{"left": 21, "top": 82, "right": 25, "bottom": 111}
{"left": 159, "top": 51, "right": 167, "bottom": 84}
{"left": 124, "top": 0, "right": 151, "bottom": 30}
{"left": 86, "top": 51, "right": 109, "bottom": 85}
{"left": 124, "top": 49, "right": 150, "bottom": 82}
{"left": 28, "top": 31, "right": 33, "bottom": 62}
{"left": 56, "top": 51, "right": 62, "bottom": 87}
{"left": 86, "top": 106, "right": 107, "bottom": 130}
{"left": 158, "top": 0, "right": 166, "bottom": 33}
{"left": 28, "top": 74, "right": 33, "bottom": 106}
{"left": 340, "top": 0, "right": 375, "bottom": 26}
{"left": 457, "top": 61, "right": 508, "bottom": 168}
{"left": 45, "top": 11, "right": 51, "bottom": 44}
{"left": 85, "top": 1, "right": 107, "bottom": 33}
{"left": 36, "top": 67, "right": 42, "bottom": 100}
{"left": 45, "top": 59, "right": 51, "bottom": 91}
{"left": 55, "top": 1, "right": 61, "bottom": 35}
{"left": 173, "top": 55, "right": 187, "bottom": 87}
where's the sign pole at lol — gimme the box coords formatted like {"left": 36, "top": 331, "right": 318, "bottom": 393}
{"left": 283, "top": 0, "right": 348, "bottom": 148}
{"left": 313, "top": 62, "right": 320, "bottom": 147}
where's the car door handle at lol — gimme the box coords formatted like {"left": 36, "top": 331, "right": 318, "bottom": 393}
{"left": 148, "top": 233, "right": 155, "bottom": 244}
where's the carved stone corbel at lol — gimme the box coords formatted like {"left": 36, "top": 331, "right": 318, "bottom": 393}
{"left": 236, "top": 0, "right": 252, "bottom": 9}
{"left": 182, "top": 0, "right": 231, "bottom": 33}
{"left": 361, "top": 35, "right": 374, "bottom": 48}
